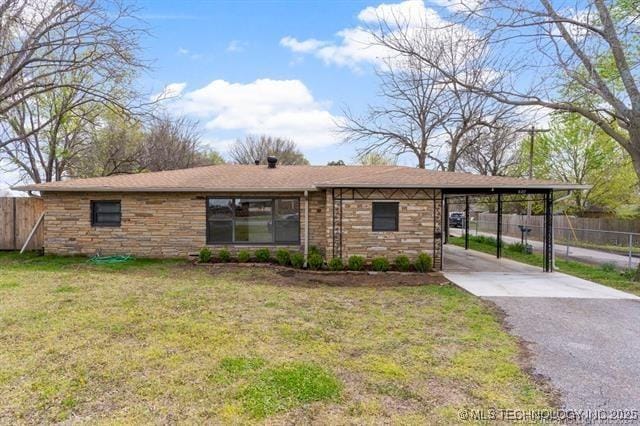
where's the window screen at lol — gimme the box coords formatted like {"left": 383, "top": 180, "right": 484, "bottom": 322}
{"left": 372, "top": 202, "right": 399, "bottom": 231}
{"left": 91, "top": 201, "right": 121, "bottom": 227}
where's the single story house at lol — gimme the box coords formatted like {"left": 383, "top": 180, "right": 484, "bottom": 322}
{"left": 14, "top": 161, "right": 583, "bottom": 271}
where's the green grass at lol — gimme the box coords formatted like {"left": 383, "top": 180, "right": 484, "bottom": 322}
{"left": 449, "top": 235, "right": 640, "bottom": 296}
{"left": 240, "top": 362, "right": 342, "bottom": 418}
{"left": 0, "top": 252, "right": 552, "bottom": 423}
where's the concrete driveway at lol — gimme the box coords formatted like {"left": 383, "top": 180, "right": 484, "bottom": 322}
{"left": 443, "top": 245, "right": 640, "bottom": 411}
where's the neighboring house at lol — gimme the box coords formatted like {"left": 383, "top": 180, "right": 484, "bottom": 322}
{"left": 14, "top": 161, "right": 581, "bottom": 270}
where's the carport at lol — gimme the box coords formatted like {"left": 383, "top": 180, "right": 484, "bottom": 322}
{"left": 441, "top": 185, "right": 584, "bottom": 273}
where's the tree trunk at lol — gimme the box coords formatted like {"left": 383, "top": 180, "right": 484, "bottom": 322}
{"left": 447, "top": 136, "right": 459, "bottom": 172}
{"left": 628, "top": 132, "right": 640, "bottom": 182}
{"left": 417, "top": 153, "right": 426, "bottom": 169}
{"left": 626, "top": 129, "right": 640, "bottom": 280}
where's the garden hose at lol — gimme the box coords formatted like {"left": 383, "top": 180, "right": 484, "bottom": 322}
{"left": 88, "top": 255, "right": 133, "bottom": 265}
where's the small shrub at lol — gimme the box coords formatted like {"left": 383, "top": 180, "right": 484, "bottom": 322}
{"left": 290, "top": 252, "right": 305, "bottom": 268}
{"left": 218, "top": 248, "right": 231, "bottom": 263}
{"left": 309, "top": 245, "right": 322, "bottom": 256}
{"left": 601, "top": 262, "right": 616, "bottom": 273}
{"left": 327, "top": 257, "right": 344, "bottom": 271}
{"left": 348, "top": 255, "right": 365, "bottom": 271}
{"left": 394, "top": 255, "right": 411, "bottom": 272}
{"left": 199, "top": 247, "right": 212, "bottom": 263}
{"left": 414, "top": 252, "right": 432, "bottom": 273}
{"left": 474, "top": 235, "right": 497, "bottom": 246}
{"left": 237, "top": 249, "right": 251, "bottom": 263}
{"left": 371, "top": 257, "right": 390, "bottom": 272}
{"left": 255, "top": 248, "right": 271, "bottom": 263}
{"left": 507, "top": 242, "right": 526, "bottom": 252}
{"left": 275, "top": 249, "right": 291, "bottom": 266}
{"left": 307, "top": 253, "right": 324, "bottom": 270}
{"left": 622, "top": 268, "right": 636, "bottom": 280}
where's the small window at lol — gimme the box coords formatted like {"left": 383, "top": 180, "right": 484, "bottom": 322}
{"left": 372, "top": 202, "right": 399, "bottom": 232}
{"left": 91, "top": 200, "right": 121, "bottom": 227}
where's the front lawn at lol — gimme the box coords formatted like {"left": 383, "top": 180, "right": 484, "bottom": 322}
{"left": 0, "top": 253, "right": 551, "bottom": 423}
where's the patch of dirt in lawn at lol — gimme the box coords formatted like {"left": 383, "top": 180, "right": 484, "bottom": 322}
{"left": 206, "top": 264, "right": 450, "bottom": 287}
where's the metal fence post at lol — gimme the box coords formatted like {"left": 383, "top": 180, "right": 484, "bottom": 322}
{"left": 629, "top": 233, "right": 633, "bottom": 270}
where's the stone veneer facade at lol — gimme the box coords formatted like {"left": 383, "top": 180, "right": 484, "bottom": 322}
{"left": 324, "top": 188, "right": 442, "bottom": 268}
{"left": 42, "top": 188, "right": 442, "bottom": 268}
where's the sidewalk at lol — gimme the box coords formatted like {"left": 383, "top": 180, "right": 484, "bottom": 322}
{"left": 449, "top": 228, "right": 638, "bottom": 269}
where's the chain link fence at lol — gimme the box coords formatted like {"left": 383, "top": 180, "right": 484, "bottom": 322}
{"left": 451, "top": 214, "right": 640, "bottom": 270}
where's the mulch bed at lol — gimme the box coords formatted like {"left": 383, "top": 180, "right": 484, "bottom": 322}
{"left": 197, "top": 262, "right": 450, "bottom": 287}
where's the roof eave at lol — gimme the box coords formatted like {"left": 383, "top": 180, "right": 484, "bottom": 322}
{"left": 12, "top": 186, "right": 318, "bottom": 193}
{"left": 316, "top": 183, "right": 591, "bottom": 190}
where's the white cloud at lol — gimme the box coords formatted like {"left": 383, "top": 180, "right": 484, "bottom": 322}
{"left": 429, "top": 0, "right": 482, "bottom": 13}
{"left": 226, "top": 40, "right": 248, "bottom": 52}
{"left": 171, "top": 78, "right": 341, "bottom": 149}
{"left": 280, "top": 0, "right": 453, "bottom": 71}
{"left": 280, "top": 36, "right": 329, "bottom": 53}
{"left": 201, "top": 138, "right": 237, "bottom": 152}
{"left": 177, "top": 47, "right": 204, "bottom": 60}
{"left": 152, "top": 82, "right": 187, "bottom": 102}
{"left": 358, "top": 0, "right": 442, "bottom": 27}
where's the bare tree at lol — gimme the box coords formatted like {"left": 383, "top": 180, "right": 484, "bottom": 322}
{"left": 229, "top": 135, "right": 309, "bottom": 165}
{"left": 0, "top": 0, "right": 146, "bottom": 151}
{"left": 340, "top": 26, "right": 515, "bottom": 171}
{"left": 140, "top": 116, "right": 204, "bottom": 172}
{"left": 371, "top": 1, "right": 640, "bottom": 178}
{"left": 459, "top": 125, "right": 522, "bottom": 176}
{"left": 339, "top": 56, "right": 451, "bottom": 169}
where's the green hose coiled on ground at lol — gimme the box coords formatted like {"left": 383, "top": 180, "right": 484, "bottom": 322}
{"left": 88, "top": 255, "right": 133, "bottom": 264}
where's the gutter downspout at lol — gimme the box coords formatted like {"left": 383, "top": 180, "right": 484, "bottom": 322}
{"left": 304, "top": 190, "right": 309, "bottom": 267}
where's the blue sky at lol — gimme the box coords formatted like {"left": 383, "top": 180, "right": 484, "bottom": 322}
{"left": 138, "top": 0, "right": 456, "bottom": 165}
{"left": 0, "top": 0, "right": 464, "bottom": 191}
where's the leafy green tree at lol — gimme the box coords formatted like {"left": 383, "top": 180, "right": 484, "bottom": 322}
{"left": 527, "top": 114, "right": 638, "bottom": 215}
{"left": 199, "top": 150, "right": 226, "bottom": 166}
{"left": 357, "top": 152, "right": 397, "bottom": 166}
{"left": 71, "top": 111, "right": 145, "bottom": 177}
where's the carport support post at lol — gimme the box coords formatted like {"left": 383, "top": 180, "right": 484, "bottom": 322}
{"left": 304, "top": 190, "right": 309, "bottom": 267}
{"left": 464, "top": 196, "right": 469, "bottom": 250}
{"left": 496, "top": 193, "right": 503, "bottom": 258}
{"left": 443, "top": 197, "right": 449, "bottom": 244}
{"left": 543, "top": 190, "right": 554, "bottom": 272}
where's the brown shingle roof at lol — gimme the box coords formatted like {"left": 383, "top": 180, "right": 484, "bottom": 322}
{"left": 12, "top": 164, "right": 587, "bottom": 192}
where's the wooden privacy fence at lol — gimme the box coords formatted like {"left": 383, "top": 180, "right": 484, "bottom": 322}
{"left": 0, "top": 197, "right": 45, "bottom": 251}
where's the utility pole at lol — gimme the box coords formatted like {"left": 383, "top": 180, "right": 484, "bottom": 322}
{"left": 516, "top": 125, "right": 550, "bottom": 220}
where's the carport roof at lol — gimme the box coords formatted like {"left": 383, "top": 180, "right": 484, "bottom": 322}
{"left": 13, "top": 164, "right": 589, "bottom": 193}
